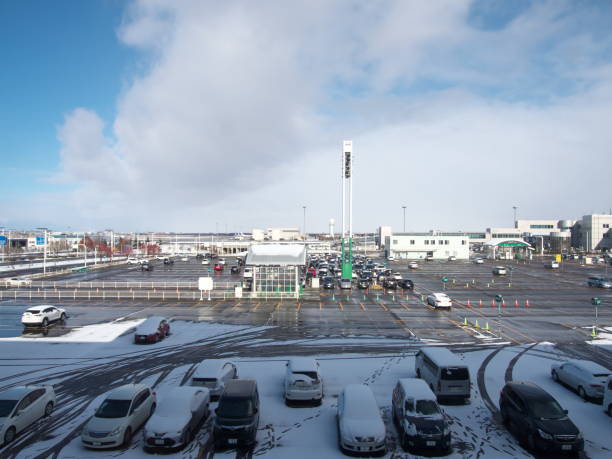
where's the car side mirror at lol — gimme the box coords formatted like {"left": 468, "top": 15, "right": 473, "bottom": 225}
{"left": 13, "top": 410, "right": 22, "bottom": 417}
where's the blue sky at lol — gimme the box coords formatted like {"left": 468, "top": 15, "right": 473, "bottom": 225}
{"left": 1, "top": 1, "right": 612, "bottom": 232}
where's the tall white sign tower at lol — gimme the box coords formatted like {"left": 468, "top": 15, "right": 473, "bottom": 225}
{"left": 341, "top": 140, "right": 353, "bottom": 279}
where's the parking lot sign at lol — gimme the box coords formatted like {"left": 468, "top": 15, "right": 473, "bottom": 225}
{"left": 36, "top": 236, "right": 45, "bottom": 245}
{"left": 0, "top": 236, "right": 5, "bottom": 246}
{"left": 592, "top": 297, "right": 602, "bottom": 306}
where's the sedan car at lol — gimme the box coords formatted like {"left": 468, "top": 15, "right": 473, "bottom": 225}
{"left": 213, "top": 263, "right": 223, "bottom": 272}
{"left": 285, "top": 358, "right": 323, "bottom": 405}
{"left": 383, "top": 278, "right": 397, "bottom": 290}
{"left": 398, "top": 279, "right": 414, "bottom": 290}
{"left": 545, "top": 261, "right": 559, "bottom": 269}
{"left": 551, "top": 360, "right": 610, "bottom": 401}
{"left": 143, "top": 387, "right": 210, "bottom": 451}
{"left": 322, "top": 276, "right": 335, "bottom": 289}
{"left": 408, "top": 261, "right": 419, "bottom": 269}
{"left": 21, "top": 305, "right": 67, "bottom": 328}
{"left": 134, "top": 317, "right": 170, "bottom": 344}
{"left": 230, "top": 265, "right": 240, "bottom": 274}
{"left": 5, "top": 277, "right": 32, "bottom": 287}
{"left": 473, "top": 258, "right": 484, "bottom": 264}
{"left": 493, "top": 266, "right": 507, "bottom": 275}
{"left": 587, "top": 276, "right": 612, "bottom": 288}
{"left": 0, "top": 385, "right": 56, "bottom": 445}
{"left": 189, "top": 359, "right": 238, "bottom": 399}
{"left": 427, "top": 293, "right": 452, "bottom": 309}
{"left": 339, "top": 278, "right": 352, "bottom": 289}
{"left": 82, "top": 384, "right": 156, "bottom": 449}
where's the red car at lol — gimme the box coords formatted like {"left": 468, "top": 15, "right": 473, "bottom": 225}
{"left": 214, "top": 263, "right": 224, "bottom": 271}
{"left": 134, "top": 317, "right": 170, "bottom": 344}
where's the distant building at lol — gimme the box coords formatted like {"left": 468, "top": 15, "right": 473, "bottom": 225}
{"left": 245, "top": 243, "right": 307, "bottom": 298}
{"left": 385, "top": 232, "right": 469, "bottom": 260}
{"left": 377, "top": 226, "right": 392, "bottom": 249}
{"left": 267, "top": 228, "right": 301, "bottom": 241}
{"left": 252, "top": 229, "right": 265, "bottom": 241}
{"left": 578, "top": 214, "right": 612, "bottom": 252}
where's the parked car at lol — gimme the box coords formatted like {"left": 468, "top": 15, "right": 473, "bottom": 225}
{"left": 551, "top": 360, "right": 610, "bottom": 401}
{"left": 493, "top": 266, "right": 507, "bottom": 275}
{"left": 134, "top": 317, "right": 170, "bottom": 344}
{"left": 339, "top": 278, "right": 352, "bottom": 289}
{"left": 499, "top": 381, "right": 584, "bottom": 455}
{"left": 357, "top": 279, "right": 371, "bottom": 289}
{"left": 163, "top": 257, "right": 174, "bottom": 265}
{"left": 426, "top": 293, "right": 452, "bottom": 309}
{"left": 604, "top": 375, "right": 612, "bottom": 416}
{"left": 0, "top": 385, "right": 56, "bottom": 445}
{"left": 214, "top": 379, "right": 260, "bottom": 448}
{"left": 388, "top": 255, "right": 396, "bottom": 261}
{"left": 21, "top": 305, "right": 67, "bottom": 327}
{"left": 214, "top": 263, "right": 223, "bottom": 272}
{"left": 127, "top": 258, "right": 140, "bottom": 265}
{"left": 143, "top": 387, "right": 209, "bottom": 451}
{"left": 473, "top": 258, "right": 484, "bottom": 264}
{"left": 140, "top": 262, "right": 154, "bottom": 271}
{"left": 425, "top": 255, "right": 434, "bottom": 262}
{"left": 201, "top": 259, "right": 210, "bottom": 265}
{"left": 587, "top": 276, "right": 612, "bottom": 288}
{"left": 408, "top": 261, "right": 418, "bottom": 269}
{"left": 230, "top": 265, "right": 240, "bottom": 274}
{"left": 189, "top": 359, "right": 238, "bottom": 399}
{"left": 81, "top": 384, "right": 156, "bottom": 449}
{"left": 284, "top": 358, "right": 323, "bottom": 405}
{"left": 243, "top": 267, "right": 253, "bottom": 279}
{"left": 383, "top": 278, "right": 397, "bottom": 290}
{"left": 448, "top": 256, "right": 456, "bottom": 261}
{"left": 415, "top": 347, "right": 470, "bottom": 404}
{"left": 392, "top": 378, "right": 451, "bottom": 452}
{"left": 322, "top": 276, "right": 335, "bottom": 289}
{"left": 218, "top": 258, "right": 226, "bottom": 265}
{"left": 337, "top": 384, "right": 386, "bottom": 456}
{"left": 545, "top": 261, "right": 560, "bottom": 269}
{"left": 5, "top": 277, "right": 32, "bottom": 287}
{"left": 392, "top": 272, "right": 402, "bottom": 280}
{"left": 398, "top": 279, "right": 414, "bottom": 290}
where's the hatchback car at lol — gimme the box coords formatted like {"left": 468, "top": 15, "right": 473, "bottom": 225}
{"left": 214, "top": 263, "right": 224, "bottom": 271}
{"left": 82, "top": 384, "right": 156, "bottom": 449}
{"left": 337, "top": 384, "right": 386, "bottom": 456}
{"left": 587, "top": 276, "right": 612, "bottom": 288}
{"left": 190, "top": 359, "right": 238, "bottom": 399}
{"left": 0, "top": 385, "right": 56, "bottom": 445}
{"left": 134, "top": 317, "right": 170, "bottom": 344}
{"left": 427, "top": 293, "right": 452, "bottom": 309}
{"left": 21, "top": 305, "right": 67, "bottom": 328}
{"left": 493, "top": 266, "right": 507, "bottom": 275}
{"left": 143, "top": 386, "right": 209, "bottom": 451}
{"left": 551, "top": 360, "right": 610, "bottom": 401}
{"left": 499, "top": 382, "right": 583, "bottom": 455}
{"left": 284, "top": 358, "right": 323, "bottom": 405}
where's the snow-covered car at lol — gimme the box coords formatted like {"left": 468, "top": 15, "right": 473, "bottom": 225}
{"left": 5, "top": 277, "right": 32, "bottom": 287}
{"left": 21, "top": 305, "right": 67, "bottom": 327}
{"left": 551, "top": 360, "right": 610, "bottom": 401}
{"left": 408, "top": 261, "right": 418, "bottom": 269}
{"left": 81, "top": 384, "right": 156, "bottom": 449}
{"left": 189, "top": 359, "right": 238, "bottom": 399}
{"left": 337, "top": 384, "right": 386, "bottom": 455}
{"left": 426, "top": 293, "right": 452, "bottom": 309}
{"left": 604, "top": 376, "right": 612, "bottom": 416}
{"left": 134, "top": 317, "right": 170, "bottom": 344}
{"left": 284, "top": 358, "right": 323, "bottom": 405}
{"left": 0, "top": 385, "right": 56, "bottom": 445}
{"left": 143, "top": 387, "right": 210, "bottom": 451}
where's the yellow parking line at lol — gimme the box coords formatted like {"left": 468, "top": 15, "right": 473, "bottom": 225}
{"left": 296, "top": 303, "right": 302, "bottom": 312}
{"left": 359, "top": 303, "right": 366, "bottom": 311}
{"left": 378, "top": 303, "right": 389, "bottom": 311}
{"left": 399, "top": 302, "right": 410, "bottom": 310}
{"left": 319, "top": 302, "right": 323, "bottom": 310}
{"left": 338, "top": 302, "right": 344, "bottom": 311}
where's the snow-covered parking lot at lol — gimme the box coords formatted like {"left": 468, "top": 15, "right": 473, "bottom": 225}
{"left": 0, "top": 320, "right": 611, "bottom": 458}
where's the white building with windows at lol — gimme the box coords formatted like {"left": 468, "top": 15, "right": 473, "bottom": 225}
{"left": 384, "top": 232, "right": 469, "bottom": 260}
{"left": 514, "top": 219, "right": 575, "bottom": 236}
{"left": 580, "top": 214, "right": 612, "bottom": 252}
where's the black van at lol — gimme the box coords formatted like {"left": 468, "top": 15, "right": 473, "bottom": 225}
{"left": 214, "top": 379, "right": 260, "bottom": 448}
{"left": 499, "top": 382, "right": 584, "bottom": 454}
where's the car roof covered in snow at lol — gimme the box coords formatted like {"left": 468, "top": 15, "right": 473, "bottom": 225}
{"left": 105, "top": 384, "right": 149, "bottom": 400}
{"left": 136, "top": 316, "right": 166, "bottom": 333}
{"left": 288, "top": 357, "right": 318, "bottom": 372}
{"left": 342, "top": 384, "right": 380, "bottom": 419}
{"left": 0, "top": 386, "right": 39, "bottom": 401}
{"left": 193, "top": 359, "right": 233, "bottom": 378}
{"left": 156, "top": 387, "right": 209, "bottom": 415}
{"left": 398, "top": 378, "right": 437, "bottom": 400}
{"left": 419, "top": 347, "right": 466, "bottom": 368}
{"left": 567, "top": 360, "right": 610, "bottom": 375}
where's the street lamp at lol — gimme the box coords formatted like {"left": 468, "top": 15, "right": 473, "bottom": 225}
{"left": 402, "top": 206, "right": 407, "bottom": 232}
{"left": 512, "top": 206, "right": 518, "bottom": 226}
{"left": 302, "top": 206, "right": 307, "bottom": 239}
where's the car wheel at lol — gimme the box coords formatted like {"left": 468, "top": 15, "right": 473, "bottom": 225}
{"left": 552, "top": 370, "right": 559, "bottom": 382}
{"left": 607, "top": 404, "right": 612, "bottom": 417}
{"left": 578, "top": 386, "right": 587, "bottom": 400}
{"left": 60, "top": 313, "right": 66, "bottom": 321}
{"left": 499, "top": 405, "right": 509, "bottom": 425}
{"left": 44, "top": 401, "right": 54, "bottom": 417}
{"left": 122, "top": 427, "right": 132, "bottom": 446}
{"left": 4, "top": 426, "right": 16, "bottom": 445}
{"left": 42, "top": 318, "right": 48, "bottom": 328}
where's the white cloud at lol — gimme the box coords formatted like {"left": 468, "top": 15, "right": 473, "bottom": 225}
{"left": 31, "top": 0, "right": 612, "bottom": 231}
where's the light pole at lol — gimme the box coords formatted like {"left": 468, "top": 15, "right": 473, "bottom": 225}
{"left": 302, "top": 206, "right": 306, "bottom": 239}
{"left": 512, "top": 206, "right": 518, "bottom": 226}
{"left": 402, "top": 206, "right": 407, "bottom": 233}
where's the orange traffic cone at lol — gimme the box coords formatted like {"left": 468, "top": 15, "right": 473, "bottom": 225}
{"left": 525, "top": 299, "right": 530, "bottom": 308}
{"left": 514, "top": 299, "right": 519, "bottom": 308}
{"left": 479, "top": 299, "right": 483, "bottom": 308}
{"left": 467, "top": 299, "right": 472, "bottom": 308}
{"left": 491, "top": 300, "right": 495, "bottom": 308}
{"left": 502, "top": 300, "right": 506, "bottom": 308}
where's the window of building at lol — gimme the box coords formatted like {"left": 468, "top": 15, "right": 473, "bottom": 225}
{"left": 462, "top": 240, "right": 466, "bottom": 245}
{"left": 410, "top": 240, "right": 415, "bottom": 245}
{"left": 431, "top": 240, "right": 435, "bottom": 245}
{"left": 425, "top": 240, "right": 429, "bottom": 245}
{"left": 438, "top": 240, "right": 444, "bottom": 245}
{"left": 393, "top": 239, "right": 398, "bottom": 245}
{"left": 445, "top": 240, "right": 449, "bottom": 245}
{"left": 604, "top": 224, "right": 610, "bottom": 229}
{"left": 530, "top": 224, "right": 554, "bottom": 229}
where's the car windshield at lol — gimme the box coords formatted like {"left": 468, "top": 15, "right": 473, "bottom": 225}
{"left": 26, "top": 309, "right": 41, "bottom": 314}
{"left": 593, "top": 373, "right": 610, "bottom": 378}
{"left": 217, "top": 399, "right": 253, "bottom": 418}
{"left": 415, "top": 400, "right": 440, "bottom": 415}
{"left": 441, "top": 367, "right": 469, "bottom": 380}
{"left": 0, "top": 399, "right": 18, "bottom": 417}
{"left": 95, "top": 399, "right": 131, "bottom": 418}
{"left": 293, "top": 371, "right": 318, "bottom": 381}
{"left": 530, "top": 399, "right": 566, "bottom": 420}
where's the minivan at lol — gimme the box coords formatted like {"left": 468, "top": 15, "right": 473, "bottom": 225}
{"left": 392, "top": 378, "right": 451, "bottom": 452}
{"left": 499, "top": 382, "right": 584, "bottom": 454}
{"left": 190, "top": 360, "right": 238, "bottom": 399}
{"left": 415, "top": 348, "right": 470, "bottom": 404}
{"left": 214, "top": 379, "right": 259, "bottom": 448}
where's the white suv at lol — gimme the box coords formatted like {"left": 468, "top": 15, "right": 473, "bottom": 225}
{"left": 5, "top": 277, "right": 32, "bottom": 287}
{"left": 0, "top": 385, "right": 56, "bottom": 445}
{"left": 82, "top": 384, "right": 156, "bottom": 449}
{"left": 21, "top": 305, "right": 67, "bottom": 327}
{"left": 284, "top": 358, "right": 323, "bottom": 405}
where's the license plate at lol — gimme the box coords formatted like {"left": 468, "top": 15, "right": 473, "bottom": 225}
{"left": 427, "top": 441, "right": 436, "bottom": 446}
{"left": 562, "top": 445, "right": 571, "bottom": 451}
{"left": 228, "top": 438, "right": 237, "bottom": 445}
{"left": 92, "top": 442, "right": 101, "bottom": 446}
{"left": 154, "top": 439, "right": 165, "bottom": 445}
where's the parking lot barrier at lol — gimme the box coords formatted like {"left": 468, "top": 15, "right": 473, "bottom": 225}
{"left": 466, "top": 299, "right": 471, "bottom": 307}
{"left": 486, "top": 283, "right": 490, "bottom": 288}
{"left": 502, "top": 300, "right": 506, "bottom": 308}
{"left": 490, "top": 300, "right": 495, "bottom": 308}
{"left": 508, "top": 283, "right": 512, "bottom": 287}
{"left": 465, "top": 283, "right": 469, "bottom": 288}
{"left": 514, "top": 299, "right": 519, "bottom": 307}
{"left": 472, "top": 279, "right": 475, "bottom": 284}
{"left": 591, "top": 326, "right": 598, "bottom": 338}
{"left": 525, "top": 299, "right": 530, "bottom": 307}
{"left": 479, "top": 299, "right": 483, "bottom": 308}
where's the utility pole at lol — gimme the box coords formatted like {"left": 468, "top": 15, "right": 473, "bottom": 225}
{"left": 512, "top": 206, "right": 518, "bottom": 227}
{"left": 402, "top": 206, "right": 407, "bottom": 233}
{"left": 302, "top": 206, "right": 307, "bottom": 239}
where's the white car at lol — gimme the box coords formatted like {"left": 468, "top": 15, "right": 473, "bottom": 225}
{"left": 21, "top": 305, "right": 67, "bottom": 327}
{"left": 551, "top": 360, "right": 610, "bottom": 400}
{"left": 427, "top": 293, "right": 452, "bottom": 309}
{"left": 545, "top": 260, "right": 560, "bottom": 269}
{"left": 126, "top": 258, "right": 140, "bottom": 265}
{"left": 218, "top": 258, "right": 226, "bottom": 265}
{"left": 408, "top": 261, "right": 418, "bottom": 269}
{"left": 337, "top": 384, "right": 386, "bottom": 455}
{"left": 81, "top": 384, "right": 156, "bottom": 449}
{"left": 5, "top": 277, "right": 32, "bottom": 287}
{"left": 387, "top": 255, "right": 396, "bottom": 261}
{"left": 143, "top": 387, "right": 210, "bottom": 451}
{"left": 243, "top": 267, "right": 253, "bottom": 279}
{"left": 201, "top": 259, "right": 210, "bottom": 265}
{"left": 393, "top": 272, "right": 402, "bottom": 280}
{"left": 492, "top": 266, "right": 507, "bottom": 275}
{"left": 284, "top": 358, "right": 323, "bottom": 405}
{"left": 189, "top": 359, "right": 238, "bottom": 398}
{"left": 473, "top": 258, "right": 484, "bottom": 264}
{"left": 0, "top": 385, "right": 56, "bottom": 445}
{"left": 448, "top": 256, "right": 457, "bottom": 261}
{"left": 181, "top": 257, "right": 189, "bottom": 262}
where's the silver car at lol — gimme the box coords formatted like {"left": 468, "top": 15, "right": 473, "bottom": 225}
{"left": 551, "top": 360, "right": 611, "bottom": 401}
